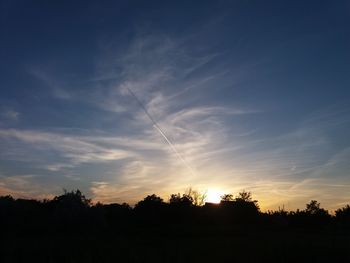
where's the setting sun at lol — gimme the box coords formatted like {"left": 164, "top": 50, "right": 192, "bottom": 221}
{"left": 205, "top": 189, "right": 224, "bottom": 204}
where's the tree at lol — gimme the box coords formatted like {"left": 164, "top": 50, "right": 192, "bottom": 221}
{"left": 52, "top": 189, "right": 91, "bottom": 208}
{"left": 304, "top": 200, "right": 329, "bottom": 216}
{"left": 0, "top": 195, "right": 14, "bottom": 202}
{"left": 234, "top": 190, "right": 259, "bottom": 210}
{"left": 169, "top": 193, "right": 193, "bottom": 207}
{"left": 220, "top": 194, "right": 234, "bottom": 202}
{"left": 305, "top": 200, "right": 320, "bottom": 214}
{"left": 134, "top": 194, "right": 165, "bottom": 210}
{"left": 235, "top": 190, "right": 253, "bottom": 202}
{"left": 335, "top": 205, "right": 350, "bottom": 222}
{"left": 184, "top": 187, "right": 206, "bottom": 206}
{"left": 298, "top": 200, "right": 331, "bottom": 227}
{"left": 46, "top": 190, "right": 92, "bottom": 232}
{"left": 134, "top": 194, "right": 166, "bottom": 224}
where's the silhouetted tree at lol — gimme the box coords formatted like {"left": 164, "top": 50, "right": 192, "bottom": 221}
{"left": 235, "top": 190, "right": 254, "bottom": 202}
{"left": 1, "top": 188, "right": 349, "bottom": 263}
{"left": 185, "top": 187, "right": 206, "bottom": 206}
{"left": 46, "top": 189, "right": 92, "bottom": 232}
{"left": 52, "top": 189, "right": 91, "bottom": 209}
{"left": 134, "top": 194, "right": 167, "bottom": 224}
{"left": 169, "top": 193, "right": 193, "bottom": 207}
{"left": 304, "top": 200, "right": 329, "bottom": 217}
{"left": 335, "top": 204, "right": 350, "bottom": 226}
{"left": 234, "top": 190, "right": 260, "bottom": 211}
{"left": 1, "top": 188, "right": 349, "bottom": 244}
{"left": 305, "top": 200, "right": 321, "bottom": 214}
{"left": 290, "top": 200, "right": 331, "bottom": 227}
{"left": 220, "top": 194, "right": 234, "bottom": 202}
{"left": 135, "top": 194, "right": 164, "bottom": 209}
{"left": 0, "top": 195, "right": 14, "bottom": 203}
{"left": 335, "top": 204, "right": 350, "bottom": 217}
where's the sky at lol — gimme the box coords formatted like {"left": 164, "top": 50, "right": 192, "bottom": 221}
{"left": 0, "top": 0, "right": 349, "bottom": 211}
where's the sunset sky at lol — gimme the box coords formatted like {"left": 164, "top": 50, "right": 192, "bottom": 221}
{"left": 1, "top": 0, "right": 349, "bottom": 211}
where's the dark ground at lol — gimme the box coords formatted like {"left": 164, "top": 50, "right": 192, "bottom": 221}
{"left": 1, "top": 227, "right": 350, "bottom": 263}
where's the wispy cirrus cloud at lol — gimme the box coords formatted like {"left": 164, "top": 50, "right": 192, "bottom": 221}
{"left": 0, "top": 174, "right": 55, "bottom": 200}
{"left": 2, "top": 30, "right": 348, "bottom": 211}
{"left": 0, "top": 129, "right": 135, "bottom": 168}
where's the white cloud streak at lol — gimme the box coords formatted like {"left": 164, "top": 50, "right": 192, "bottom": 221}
{"left": 0, "top": 129, "right": 135, "bottom": 167}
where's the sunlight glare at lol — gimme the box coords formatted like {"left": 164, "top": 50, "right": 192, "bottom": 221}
{"left": 205, "top": 189, "right": 224, "bottom": 204}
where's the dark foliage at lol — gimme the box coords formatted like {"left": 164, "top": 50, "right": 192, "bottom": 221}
{"left": 1, "top": 190, "right": 349, "bottom": 262}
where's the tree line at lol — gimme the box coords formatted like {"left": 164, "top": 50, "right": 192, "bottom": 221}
{"left": 1, "top": 188, "right": 350, "bottom": 236}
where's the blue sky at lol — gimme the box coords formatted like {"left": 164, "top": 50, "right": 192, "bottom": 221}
{"left": 0, "top": 0, "right": 349, "bottom": 210}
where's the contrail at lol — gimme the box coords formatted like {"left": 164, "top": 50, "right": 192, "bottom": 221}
{"left": 126, "top": 87, "right": 196, "bottom": 176}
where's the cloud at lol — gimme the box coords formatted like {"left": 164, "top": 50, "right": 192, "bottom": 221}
{"left": 0, "top": 174, "right": 55, "bottom": 200}
{"left": 89, "top": 158, "right": 195, "bottom": 205}
{"left": 83, "top": 35, "right": 241, "bottom": 119}
{"left": 7, "top": 35, "right": 282, "bottom": 205}
{"left": 3, "top": 32, "right": 348, "bottom": 211}
{"left": 90, "top": 181, "right": 140, "bottom": 204}
{"left": 0, "top": 129, "right": 135, "bottom": 169}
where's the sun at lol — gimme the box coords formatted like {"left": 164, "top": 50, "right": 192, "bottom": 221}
{"left": 205, "top": 189, "right": 224, "bottom": 204}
